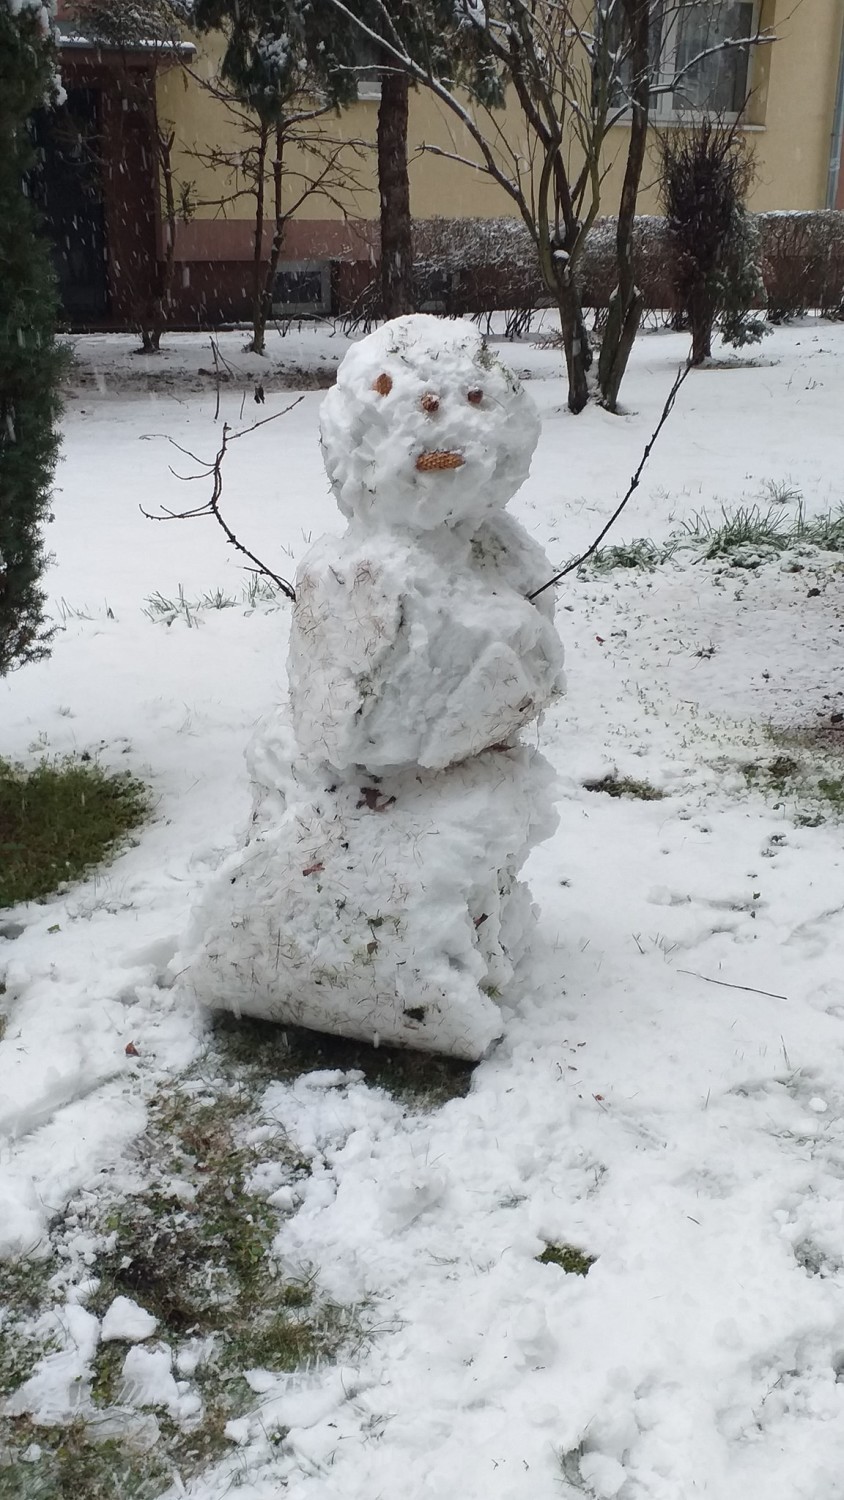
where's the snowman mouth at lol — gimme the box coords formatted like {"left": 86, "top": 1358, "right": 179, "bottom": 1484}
{"left": 415, "top": 450, "right": 465, "bottom": 473}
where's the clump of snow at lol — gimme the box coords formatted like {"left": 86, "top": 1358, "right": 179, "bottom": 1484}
{"left": 3, "top": 1303, "right": 99, "bottom": 1423}
{"left": 119, "top": 1343, "right": 180, "bottom": 1409}
{"left": 178, "top": 316, "right": 564, "bottom": 1059}
{"left": 119, "top": 1341, "right": 200, "bottom": 1420}
{"left": 100, "top": 1294, "right": 158, "bottom": 1343}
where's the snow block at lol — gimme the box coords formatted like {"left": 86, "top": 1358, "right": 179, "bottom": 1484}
{"left": 178, "top": 316, "right": 565, "bottom": 1059}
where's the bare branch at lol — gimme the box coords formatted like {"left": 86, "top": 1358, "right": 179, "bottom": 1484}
{"left": 528, "top": 363, "right": 691, "bottom": 600}
{"left": 140, "top": 401, "right": 306, "bottom": 601}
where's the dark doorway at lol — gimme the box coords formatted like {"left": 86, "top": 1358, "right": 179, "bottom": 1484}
{"left": 33, "top": 88, "right": 109, "bottom": 321}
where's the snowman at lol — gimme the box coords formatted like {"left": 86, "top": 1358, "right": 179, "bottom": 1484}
{"left": 179, "top": 316, "right": 565, "bottom": 1060}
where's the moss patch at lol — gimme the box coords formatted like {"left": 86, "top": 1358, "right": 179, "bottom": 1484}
{"left": 0, "top": 757, "right": 147, "bottom": 907}
{"left": 537, "top": 1244, "right": 596, "bottom": 1276}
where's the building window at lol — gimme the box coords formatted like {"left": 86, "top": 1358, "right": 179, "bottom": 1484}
{"left": 341, "top": 36, "right": 382, "bottom": 101}
{"left": 272, "top": 261, "right": 331, "bottom": 317}
{"left": 598, "top": 1, "right": 759, "bottom": 121}
{"left": 667, "top": 0, "right": 756, "bottom": 115}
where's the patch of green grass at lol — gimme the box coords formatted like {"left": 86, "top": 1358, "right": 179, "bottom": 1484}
{"left": 583, "top": 773, "right": 664, "bottom": 802}
{"left": 537, "top": 1244, "right": 596, "bottom": 1276}
{"left": 737, "top": 730, "right": 844, "bottom": 822}
{"left": 817, "top": 777, "right": 844, "bottom": 812}
{"left": 587, "top": 537, "right": 670, "bottom": 572}
{"left": 0, "top": 1419, "right": 171, "bottom": 1500}
{"left": 676, "top": 501, "right": 797, "bottom": 560}
{"left": 92, "top": 1089, "right": 282, "bottom": 1333}
{"left": 0, "top": 1322, "right": 55, "bottom": 1398}
{"left": 87, "top": 1071, "right": 357, "bottom": 1458}
{"left": 210, "top": 1012, "right": 474, "bottom": 1109}
{"left": 143, "top": 577, "right": 281, "bottom": 627}
{"left": 1, "top": 1056, "right": 361, "bottom": 1496}
{"left": 740, "top": 753, "right": 800, "bottom": 795}
{"left": 0, "top": 1255, "right": 61, "bottom": 1392}
{"left": 583, "top": 494, "right": 844, "bottom": 576}
{"left": 0, "top": 758, "right": 147, "bottom": 908}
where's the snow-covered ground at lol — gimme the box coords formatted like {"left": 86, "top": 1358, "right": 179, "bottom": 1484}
{"left": 3, "top": 320, "right": 844, "bottom": 1499}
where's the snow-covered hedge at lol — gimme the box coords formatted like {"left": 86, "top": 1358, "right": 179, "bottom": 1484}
{"left": 761, "top": 212, "right": 844, "bottom": 321}
{"left": 335, "top": 212, "right": 844, "bottom": 320}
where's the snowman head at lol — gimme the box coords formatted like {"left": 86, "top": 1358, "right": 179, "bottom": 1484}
{"left": 319, "top": 315, "right": 540, "bottom": 531}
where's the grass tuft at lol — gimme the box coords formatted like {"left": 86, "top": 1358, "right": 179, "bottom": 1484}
{"left": 587, "top": 537, "right": 670, "bottom": 572}
{"left": 0, "top": 758, "right": 147, "bottom": 908}
{"left": 537, "top": 1244, "right": 596, "bottom": 1276}
{"left": 583, "top": 493, "right": 844, "bottom": 575}
{"left": 583, "top": 774, "right": 664, "bottom": 802}
{"left": 143, "top": 577, "right": 281, "bottom": 627}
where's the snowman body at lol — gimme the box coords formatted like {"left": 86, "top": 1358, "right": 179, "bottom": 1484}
{"left": 180, "top": 317, "right": 564, "bottom": 1059}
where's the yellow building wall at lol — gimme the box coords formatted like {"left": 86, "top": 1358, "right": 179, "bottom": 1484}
{"left": 155, "top": 0, "right": 844, "bottom": 261}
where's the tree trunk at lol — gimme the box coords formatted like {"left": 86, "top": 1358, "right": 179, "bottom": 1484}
{"left": 136, "top": 93, "right": 174, "bottom": 355}
{"left": 249, "top": 122, "right": 270, "bottom": 355}
{"left": 377, "top": 69, "right": 413, "bottom": 320}
{"left": 558, "top": 281, "right": 590, "bottom": 414}
{"left": 260, "top": 125, "right": 286, "bottom": 336}
{"left": 145, "top": 128, "right": 177, "bottom": 356}
{"left": 690, "top": 299, "right": 713, "bottom": 364}
{"left": 597, "top": 0, "right": 650, "bottom": 410}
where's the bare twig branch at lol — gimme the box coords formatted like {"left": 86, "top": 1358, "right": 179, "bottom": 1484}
{"left": 528, "top": 362, "right": 691, "bottom": 601}
{"left": 678, "top": 969, "right": 787, "bottom": 1002}
{"left": 139, "top": 401, "right": 305, "bottom": 601}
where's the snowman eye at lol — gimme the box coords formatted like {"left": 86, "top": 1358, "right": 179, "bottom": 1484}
{"left": 372, "top": 372, "right": 392, "bottom": 396}
{"left": 467, "top": 388, "right": 484, "bottom": 405}
{"left": 421, "top": 393, "right": 440, "bottom": 413}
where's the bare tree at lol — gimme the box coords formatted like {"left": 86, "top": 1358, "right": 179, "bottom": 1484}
{"left": 322, "top": 0, "right": 774, "bottom": 412}
{"left": 186, "top": 73, "right": 365, "bottom": 354}
{"left": 188, "top": 1, "right": 368, "bottom": 354}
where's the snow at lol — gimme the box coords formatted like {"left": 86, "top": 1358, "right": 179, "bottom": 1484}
{"left": 178, "top": 318, "right": 565, "bottom": 1059}
{"left": 2, "top": 319, "right": 844, "bottom": 1497}
{"left": 118, "top": 1343, "right": 196, "bottom": 1418}
{"left": 3, "top": 1303, "right": 99, "bottom": 1423}
{"left": 100, "top": 1295, "right": 158, "bottom": 1343}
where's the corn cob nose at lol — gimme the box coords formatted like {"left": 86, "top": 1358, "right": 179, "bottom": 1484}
{"left": 415, "top": 451, "right": 465, "bottom": 472}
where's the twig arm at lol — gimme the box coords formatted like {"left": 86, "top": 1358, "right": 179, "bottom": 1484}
{"left": 528, "top": 363, "right": 690, "bottom": 602}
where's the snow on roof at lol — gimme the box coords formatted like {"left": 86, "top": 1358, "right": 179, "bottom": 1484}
{"left": 56, "top": 18, "right": 194, "bottom": 53}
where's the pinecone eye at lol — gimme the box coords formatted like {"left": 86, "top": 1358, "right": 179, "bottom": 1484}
{"left": 372, "top": 372, "right": 392, "bottom": 396}
{"left": 467, "top": 388, "right": 484, "bottom": 405}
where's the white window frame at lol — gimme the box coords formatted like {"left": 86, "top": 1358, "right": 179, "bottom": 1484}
{"left": 356, "top": 75, "right": 383, "bottom": 102}
{"left": 598, "top": 0, "right": 761, "bottom": 125}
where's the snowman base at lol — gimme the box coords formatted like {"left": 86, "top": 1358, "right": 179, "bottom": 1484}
{"left": 180, "top": 719, "right": 558, "bottom": 1061}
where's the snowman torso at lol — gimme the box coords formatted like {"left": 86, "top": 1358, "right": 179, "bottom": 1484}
{"left": 289, "top": 511, "right": 565, "bottom": 772}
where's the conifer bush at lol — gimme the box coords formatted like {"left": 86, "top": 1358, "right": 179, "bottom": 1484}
{"left": 659, "top": 117, "right": 768, "bottom": 366}
{"left": 0, "top": 3, "right": 67, "bottom": 677}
